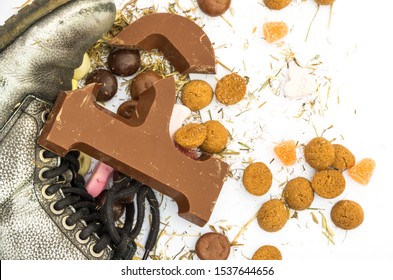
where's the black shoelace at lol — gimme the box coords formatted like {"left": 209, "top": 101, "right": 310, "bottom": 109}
{"left": 41, "top": 150, "right": 160, "bottom": 260}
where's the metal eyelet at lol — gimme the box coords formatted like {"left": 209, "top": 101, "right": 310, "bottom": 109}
{"left": 38, "top": 168, "right": 51, "bottom": 181}
{"left": 41, "top": 109, "right": 50, "bottom": 122}
{"left": 75, "top": 230, "right": 90, "bottom": 245}
{"left": 62, "top": 216, "right": 76, "bottom": 231}
{"left": 39, "top": 149, "right": 52, "bottom": 163}
{"left": 49, "top": 201, "right": 64, "bottom": 215}
{"left": 41, "top": 184, "right": 55, "bottom": 200}
{"left": 89, "top": 243, "right": 104, "bottom": 258}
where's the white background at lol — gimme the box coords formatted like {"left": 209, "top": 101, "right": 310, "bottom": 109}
{"left": 1, "top": 0, "right": 393, "bottom": 266}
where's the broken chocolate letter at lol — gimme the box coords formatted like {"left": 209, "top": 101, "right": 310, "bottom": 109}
{"left": 38, "top": 13, "right": 226, "bottom": 226}
{"left": 38, "top": 79, "right": 229, "bottom": 226}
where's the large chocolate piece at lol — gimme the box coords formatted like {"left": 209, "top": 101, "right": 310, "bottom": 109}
{"left": 38, "top": 78, "right": 229, "bottom": 226}
{"left": 108, "top": 13, "right": 216, "bottom": 75}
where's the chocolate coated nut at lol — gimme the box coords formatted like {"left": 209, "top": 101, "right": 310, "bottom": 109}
{"left": 117, "top": 100, "right": 138, "bottom": 119}
{"left": 85, "top": 69, "right": 117, "bottom": 102}
{"left": 197, "top": 0, "right": 231, "bottom": 17}
{"left": 195, "top": 232, "right": 231, "bottom": 260}
{"left": 130, "top": 70, "right": 162, "bottom": 100}
{"left": 108, "top": 48, "right": 140, "bottom": 77}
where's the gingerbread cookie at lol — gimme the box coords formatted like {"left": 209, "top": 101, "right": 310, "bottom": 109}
{"left": 304, "top": 137, "right": 335, "bottom": 170}
{"left": 215, "top": 73, "right": 247, "bottom": 105}
{"left": 252, "top": 245, "right": 282, "bottom": 260}
{"left": 195, "top": 232, "right": 231, "bottom": 260}
{"left": 257, "top": 199, "right": 289, "bottom": 232}
{"left": 332, "top": 144, "right": 356, "bottom": 171}
{"left": 200, "top": 120, "right": 228, "bottom": 153}
{"left": 283, "top": 177, "right": 314, "bottom": 210}
{"left": 331, "top": 200, "right": 364, "bottom": 230}
{"left": 181, "top": 80, "right": 213, "bottom": 111}
{"left": 263, "top": 0, "right": 291, "bottom": 10}
{"left": 315, "top": 0, "right": 335, "bottom": 5}
{"left": 174, "top": 123, "right": 207, "bottom": 149}
{"left": 311, "top": 170, "right": 345, "bottom": 199}
{"left": 243, "top": 162, "right": 273, "bottom": 196}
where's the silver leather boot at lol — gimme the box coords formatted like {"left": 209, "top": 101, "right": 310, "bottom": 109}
{"left": 0, "top": 0, "right": 123, "bottom": 260}
{"left": 0, "top": 0, "right": 160, "bottom": 260}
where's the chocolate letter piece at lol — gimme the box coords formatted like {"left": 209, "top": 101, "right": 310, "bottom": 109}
{"left": 38, "top": 78, "right": 229, "bottom": 226}
{"left": 108, "top": 13, "right": 216, "bottom": 74}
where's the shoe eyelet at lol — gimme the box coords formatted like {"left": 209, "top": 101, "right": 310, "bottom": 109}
{"left": 89, "top": 243, "right": 104, "bottom": 258}
{"left": 62, "top": 216, "right": 76, "bottom": 231}
{"left": 49, "top": 201, "right": 64, "bottom": 215}
{"left": 75, "top": 230, "right": 90, "bottom": 245}
{"left": 41, "top": 184, "right": 55, "bottom": 200}
{"left": 38, "top": 167, "right": 51, "bottom": 181}
{"left": 39, "top": 149, "right": 52, "bottom": 163}
{"left": 41, "top": 109, "right": 50, "bottom": 122}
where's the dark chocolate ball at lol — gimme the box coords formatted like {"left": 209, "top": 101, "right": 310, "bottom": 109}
{"left": 117, "top": 100, "right": 138, "bottom": 119}
{"left": 197, "top": 0, "right": 231, "bottom": 17}
{"left": 85, "top": 69, "right": 117, "bottom": 102}
{"left": 95, "top": 190, "right": 125, "bottom": 221}
{"left": 108, "top": 48, "right": 141, "bottom": 77}
{"left": 130, "top": 70, "right": 162, "bottom": 100}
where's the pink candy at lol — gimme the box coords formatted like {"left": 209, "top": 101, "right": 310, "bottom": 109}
{"left": 85, "top": 162, "right": 114, "bottom": 198}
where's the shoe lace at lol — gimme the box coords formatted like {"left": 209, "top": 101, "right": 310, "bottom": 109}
{"left": 40, "top": 150, "right": 160, "bottom": 260}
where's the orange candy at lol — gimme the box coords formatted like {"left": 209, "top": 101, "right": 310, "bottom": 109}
{"left": 274, "top": 140, "right": 297, "bottom": 166}
{"left": 348, "top": 158, "right": 376, "bottom": 185}
{"left": 263, "top": 21, "right": 289, "bottom": 43}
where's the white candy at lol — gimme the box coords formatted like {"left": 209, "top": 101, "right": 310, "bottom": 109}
{"left": 284, "top": 62, "right": 316, "bottom": 99}
{"left": 169, "top": 104, "right": 191, "bottom": 140}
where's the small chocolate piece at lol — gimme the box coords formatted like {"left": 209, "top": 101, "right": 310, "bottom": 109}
{"left": 38, "top": 78, "right": 229, "bottom": 226}
{"left": 85, "top": 69, "right": 117, "bottom": 102}
{"left": 108, "top": 48, "right": 140, "bottom": 77}
{"left": 108, "top": 13, "right": 216, "bottom": 75}
{"left": 195, "top": 232, "right": 231, "bottom": 260}
{"left": 197, "top": 0, "right": 231, "bottom": 17}
{"left": 130, "top": 70, "right": 162, "bottom": 100}
{"left": 117, "top": 100, "right": 138, "bottom": 119}
{"left": 95, "top": 190, "right": 125, "bottom": 221}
